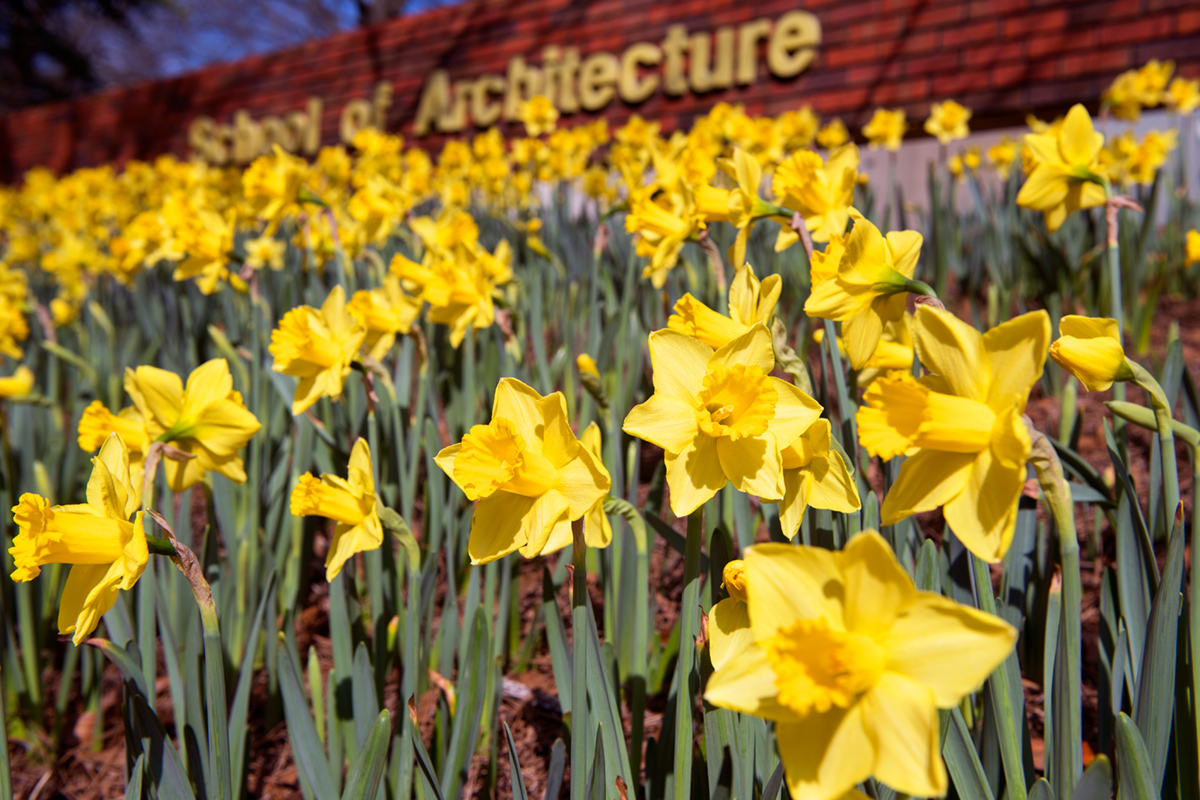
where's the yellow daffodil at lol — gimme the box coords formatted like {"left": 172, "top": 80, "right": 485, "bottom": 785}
{"left": 291, "top": 438, "right": 382, "bottom": 581}
{"left": 125, "top": 359, "right": 262, "bottom": 492}
{"left": 0, "top": 366, "right": 34, "bottom": 398}
{"left": 348, "top": 276, "right": 422, "bottom": 360}
{"left": 857, "top": 307, "right": 1050, "bottom": 562}
{"left": 1017, "top": 104, "right": 1107, "bottom": 232}
{"left": 987, "top": 137, "right": 1019, "bottom": 180}
{"left": 625, "top": 180, "right": 701, "bottom": 288}
{"left": 270, "top": 285, "right": 367, "bottom": 414}
{"left": 709, "top": 559, "right": 753, "bottom": 670}
{"left": 773, "top": 145, "right": 859, "bottom": 246}
{"left": 1187, "top": 230, "right": 1200, "bottom": 267}
{"left": 924, "top": 100, "right": 971, "bottom": 144}
{"left": 857, "top": 313, "right": 914, "bottom": 389}
{"left": 243, "top": 235, "right": 286, "bottom": 271}
{"left": 576, "top": 353, "right": 600, "bottom": 378}
{"left": 520, "top": 95, "right": 559, "bottom": 137}
{"left": 816, "top": 119, "right": 849, "bottom": 150}
{"left": 668, "top": 262, "right": 781, "bottom": 349}
{"left": 705, "top": 531, "right": 1017, "bottom": 800}
{"left": 541, "top": 421, "right": 612, "bottom": 553}
{"left": 862, "top": 109, "right": 906, "bottom": 151}
{"left": 1048, "top": 315, "right": 1133, "bottom": 392}
{"left": 172, "top": 207, "right": 236, "bottom": 295}
{"left": 623, "top": 324, "right": 822, "bottom": 517}
{"left": 9, "top": 434, "right": 148, "bottom": 645}
{"left": 435, "top": 378, "right": 611, "bottom": 564}
{"left": 778, "top": 419, "right": 860, "bottom": 540}
{"left": 78, "top": 400, "right": 149, "bottom": 500}
{"left": 726, "top": 148, "right": 781, "bottom": 266}
{"left": 1166, "top": 76, "right": 1200, "bottom": 114}
{"left": 804, "top": 215, "right": 923, "bottom": 370}
{"left": 0, "top": 296, "right": 30, "bottom": 359}
{"left": 243, "top": 144, "right": 311, "bottom": 232}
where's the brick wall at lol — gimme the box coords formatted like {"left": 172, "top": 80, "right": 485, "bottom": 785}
{"left": 1, "top": 0, "right": 1197, "bottom": 180}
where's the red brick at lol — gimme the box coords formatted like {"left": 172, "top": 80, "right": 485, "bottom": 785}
{"left": 1181, "top": 9, "right": 1200, "bottom": 35}
{"left": 825, "top": 43, "right": 889, "bottom": 68}
{"left": 914, "top": 4, "right": 967, "bottom": 28}
{"left": 1098, "top": 15, "right": 1173, "bottom": 45}
{"left": 906, "top": 53, "right": 960, "bottom": 76}
{"left": 1003, "top": 9, "right": 1067, "bottom": 37}
{"left": 1060, "top": 49, "right": 1133, "bottom": 78}
{"left": 941, "top": 20, "right": 1000, "bottom": 47}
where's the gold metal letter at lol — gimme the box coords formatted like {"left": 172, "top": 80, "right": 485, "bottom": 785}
{"left": 661, "top": 25, "right": 689, "bottom": 97}
{"left": 736, "top": 18, "right": 772, "bottom": 86}
{"left": 618, "top": 42, "right": 661, "bottom": 104}
{"left": 579, "top": 52, "right": 619, "bottom": 111}
{"left": 768, "top": 11, "right": 821, "bottom": 78}
{"left": 689, "top": 27, "right": 735, "bottom": 92}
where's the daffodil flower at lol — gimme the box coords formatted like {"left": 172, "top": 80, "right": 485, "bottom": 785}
{"left": 9, "top": 435, "right": 148, "bottom": 645}
{"left": 78, "top": 400, "right": 149, "bottom": 502}
{"left": 725, "top": 148, "right": 781, "bottom": 267}
{"left": 623, "top": 324, "right": 822, "bottom": 517}
{"left": 348, "top": 276, "right": 422, "bottom": 360}
{"left": 668, "top": 262, "right": 781, "bottom": 349}
{"left": 270, "top": 285, "right": 368, "bottom": 414}
{"left": 778, "top": 419, "right": 860, "bottom": 540}
{"left": 862, "top": 109, "right": 907, "bottom": 152}
{"left": 1017, "top": 104, "right": 1107, "bottom": 232}
{"left": 435, "top": 378, "right": 611, "bottom": 564}
{"left": 924, "top": 100, "right": 972, "bottom": 144}
{"left": 857, "top": 307, "right": 1050, "bottom": 562}
{"left": 125, "top": 359, "right": 262, "bottom": 492}
{"left": 291, "top": 438, "right": 382, "bottom": 581}
{"left": 804, "top": 215, "right": 924, "bottom": 370}
{"left": 709, "top": 559, "right": 753, "bottom": 670}
{"left": 625, "top": 181, "right": 701, "bottom": 288}
{"left": 0, "top": 366, "right": 34, "bottom": 399}
{"left": 706, "top": 532, "right": 1016, "bottom": 800}
{"left": 541, "top": 421, "right": 612, "bottom": 553}
{"left": 773, "top": 145, "right": 858, "bottom": 246}
{"left": 1049, "top": 315, "right": 1134, "bottom": 392}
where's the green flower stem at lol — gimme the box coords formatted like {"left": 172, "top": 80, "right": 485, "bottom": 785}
{"left": 570, "top": 516, "right": 588, "bottom": 800}
{"left": 1103, "top": 183, "right": 1129, "bottom": 426}
{"left": 169, "top": 536, "right": 233, "bottom": 800}
{"left": 674, "top": 511, "right": 704, "bottom": 800}
{"left": 146, "top": 535, "right": 179, "bottom": 557}
{"left": 900, "top": 278, "right": 938, "bottom": 298}
{"left": 1128, "top": 362, "right": 1182, "bottom": 521}
{"left": 969, "top": 553, "right": 1028, "bottom": 800}
{"left": 1027, "top": 425, "right": 1082, "bottom": 800}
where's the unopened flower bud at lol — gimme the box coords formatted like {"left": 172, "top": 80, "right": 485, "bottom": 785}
{"left": 1049, "top": 315, "right": 1134, "bottom": 392}
{"left": 722, "top": 560, "right": 748, "bottom": 604}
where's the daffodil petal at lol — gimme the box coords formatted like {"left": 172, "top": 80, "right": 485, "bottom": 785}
{"left": 778, "top": 469, "right": 811, "bottom": 540}
{"left": 717, "top": 435, "right": 784, "bottom": 502}
{"left": 623, "top": 394, "right": 700, "bottom": 454}
{"left": 805, "top": 451, "right": 861, "bottom": 514}
{"left": 879, "top": 449, "right": 975, "bottom": 524}
{"left": 665, "top": 434, "right": 726, "bottom": 517}
{"left": 885, "top": 592, "right": 1017, "bottom": 706}
{"left": 942, "top": 447, "right": 1023, "bottom": 563}
{"left": 775, "top": 705, "right": 874, "bottom": 800}
{"left": 767, "top": 379, "right": 824, "bottom": 447}
{"left": 982, "top": 310, "right": 1050, "bottom": 411}
{"left": 745, "top": 542, "right": 844, "bottom": 639}
{"left": 913, "top": 307, "right": 991, "bottom": 402}
{"left": 648, "top": 329, "right": 712, "bottom": 406}
{"left": 860, "top": 674, "right": 946, "bottom": 798}
{"left": 468, "top": 491, "right": 535, "bottom": 564}
{"left": 703, "top": 642, "right": 802, "bottom": 723}
{"left": 837, "top": 531, "right": 917, "bottom": 638}
{"left": 709, "top": 323, "right": 774, "bottom": 373}
{"left": 492, "top": 378, "right": 547, "bottom": 455}
{"left": 59, "top": 562, "right": 124, "bottom": 645}
{"left": 555, "top": 445, "right": 610, "bottom": 518}
{"left": 708, "top": 597, "right": 754, "bottom": 670}
{"left": 842, "top": 308, "right": 883, "bottom": 371}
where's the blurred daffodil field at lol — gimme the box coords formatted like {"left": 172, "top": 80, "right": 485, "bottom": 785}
{"left": 2, "top": 57, "right": 1200, "bottom": 800}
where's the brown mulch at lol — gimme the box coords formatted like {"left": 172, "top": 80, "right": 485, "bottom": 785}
{"left": 7, "top": 293, "right": 1200, "bottom": 799}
